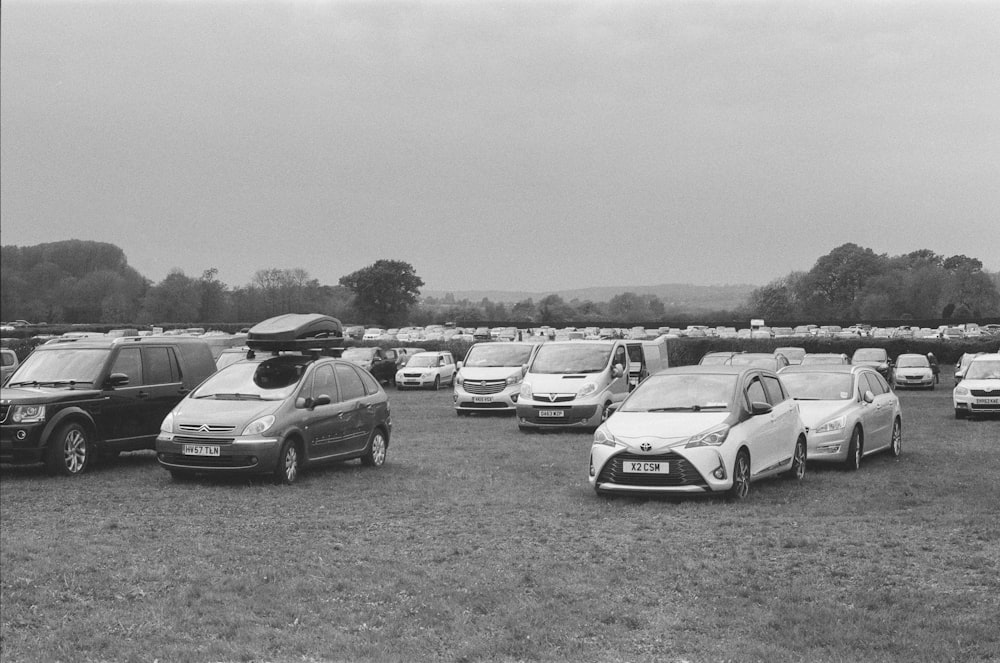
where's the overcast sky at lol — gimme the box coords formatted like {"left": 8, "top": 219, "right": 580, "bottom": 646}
{"left": 2, "top": 0, "right": 998, "bottom": 293}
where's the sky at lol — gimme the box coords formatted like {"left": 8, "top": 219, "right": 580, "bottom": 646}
{"left": 2, "top": 0, "right": 998, "bottom": 294}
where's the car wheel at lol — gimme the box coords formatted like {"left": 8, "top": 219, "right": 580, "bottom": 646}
{"left": 361, "top": 429, "right": 387, "bottom": 467}
{"left": 274, "top": 439, "right": 300, "bottom": 485}
{"left": 727, "top": 449, "right": 751, "bottom": 500}
{"left": 889, "top": 419, "right": 902, "bottom": 457}
{"left": 787, "top": 436, "right": 806, "bottom": 480}
{"left": 844, "top": 427, "right": 863, "bottom": 471}
{"left": 432, "top": 376, "right": 440, "bottom": 390}
{"left": 45, "top": 422, "right": 90, "bottom": 476}
{"left": 955, "top": 408, "right": 967, "bottom": 420}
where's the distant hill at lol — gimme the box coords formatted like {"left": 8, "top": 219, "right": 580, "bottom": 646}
{"left": 422, "top": 283, "right": 756, "bottom": 311}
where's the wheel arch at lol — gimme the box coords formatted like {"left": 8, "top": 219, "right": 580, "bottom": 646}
{"left": 41, "top": 408, "right": 98, "bottom": 449}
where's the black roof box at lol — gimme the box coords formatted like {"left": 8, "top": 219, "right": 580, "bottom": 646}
{"left": 246, "top": 314, "right": 344, "bottom": 354}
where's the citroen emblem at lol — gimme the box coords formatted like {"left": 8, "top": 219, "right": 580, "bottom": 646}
{"left": 198, "top": 424, "right": 211, "bottom": 433}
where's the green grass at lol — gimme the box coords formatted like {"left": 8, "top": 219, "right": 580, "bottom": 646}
{"left": 2, "top": 368, "right": 999, "bottom": 662}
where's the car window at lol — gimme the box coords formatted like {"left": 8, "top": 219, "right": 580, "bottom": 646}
{"left": 745, "top": 377, "right": 768, "bottom": 406}
{"left": 614, "top": 345, "right": 627, "bottom": 368}
{"left": 110, "top": 347, "right": 142, "bottom": 386}
{"left": 310, "top": 364, "right": 338, "bottom": 401}
{"left": 335, "top": 363, "right": 366, "bottom": 402}
{"left": 1, "top": 352, "right": 14, "bottom": 367}
{"left": 870, "top": 371, "right": 890, "bottom": 393}
{"left": 761, "top": 375, "right": 786, "bottom": 404}
{"left": 143, "top": 347, "right": 179, "bottom": 385}
{"left": 358, "top": 367, "right": 380, "bottom": 395}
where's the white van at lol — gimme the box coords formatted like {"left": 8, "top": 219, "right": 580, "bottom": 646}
{"left": 516, "top": 340, "right": 630, "bottom": 430}
{"left": 624, "top": 334, "right": 671, "bottom": 390}
{"left": 454, "top": 342, "right": 537, "bottom": 415}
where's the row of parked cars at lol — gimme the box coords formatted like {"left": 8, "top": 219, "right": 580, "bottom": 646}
{"left": 2, "top": 314, "right": 996, "bottom": 503}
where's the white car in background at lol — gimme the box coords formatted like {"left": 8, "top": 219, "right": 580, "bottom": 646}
{"left": 953, "top": 353, "right": 1000, "bottom": 419}
{"left": 893, "top": 354, "right": 935, "bottom": 389}
{"left": 396, "top": 351, "right": 456, "bottom": 390}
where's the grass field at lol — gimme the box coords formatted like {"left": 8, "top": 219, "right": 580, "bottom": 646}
{"left": 2, "top": 367, "right": 998, "bottom": 663}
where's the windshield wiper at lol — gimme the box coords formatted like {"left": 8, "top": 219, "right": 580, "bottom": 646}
{"left": 646, "top": 405, "right": 723, "bottom": 412}
{"left": 205, "top": 393, "right": 264, "bottom": 400}
{"left": 7, "top": 379, "right": 89, "bottom": 388}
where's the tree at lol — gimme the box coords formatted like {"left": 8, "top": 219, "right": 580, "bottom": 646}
{"left": 795, "top": 243, "right": 889, "bottom": 318}
{"left": 142, "top": 270, "right": 202, "bottom": 322}
{"left": 339, "top": 260, "right": 424, "bottom": 326}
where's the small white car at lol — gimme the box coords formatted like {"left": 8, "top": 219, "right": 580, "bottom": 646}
{"left": 953, "top": 353, "right": 1000, "bottom": 419}
{"left": 589, "top": 365, "right": 807, "bottom": 499}
{"left": 893, "top": 354, "right": 935, "bottom": 389}
{"left": 396, "top": 351, "right": 456, "bottom": 390}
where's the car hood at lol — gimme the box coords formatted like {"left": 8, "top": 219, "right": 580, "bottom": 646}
{"left": 853, "top": 360, "right": 887, "bottom": 367}
{"left": 170, "top": 397, "right": 282, "bottom": 426}
{"left": 605, "top": 411, "right": 732, "bottom": 447}
{"left": 1, "top": 385, "right": 103, "bottom": 404}
{"left": 956, "top": 379, "right": 1000, "bottom": 391}
{"left": 795, "top": 400, "right": 856, "bottom": 427}
{"left": 459, "top": 367, "right": 523, "bottom": 380}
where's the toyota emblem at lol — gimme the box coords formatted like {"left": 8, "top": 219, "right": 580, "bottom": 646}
{"left": 640, "top": 442, "right": 652, "bottom": 452}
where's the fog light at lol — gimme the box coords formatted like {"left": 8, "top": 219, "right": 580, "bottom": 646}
{"left": 589, "top": 456, "right": 595, "bottom": 477}
{"left": 16, "top": 430, "right": 27, "bottom": 440}
{"left": 713, "top": 465, "right": 726, "bottom": 480}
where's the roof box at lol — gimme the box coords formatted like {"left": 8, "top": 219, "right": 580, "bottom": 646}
{"left": 246, "top": 314, "right": 344, "bottom": 354}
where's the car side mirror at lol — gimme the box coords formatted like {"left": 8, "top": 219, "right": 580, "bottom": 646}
{"left": 298, "top": 394, "right": 332, "bottom": 409}
{"left": 750, "top": 401, "right": 772, "bottom": 416}
{"left": 862, "top": 390, "right": 875, "bottom": 404}
{"left": 106, "top": 373, "right": 130, "bottom": 388}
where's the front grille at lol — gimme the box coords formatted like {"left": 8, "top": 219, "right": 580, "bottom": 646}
{"left": 0, "top": 405, "right": 9, "bottom": 424}
{"left": 462, "top": 380, "right": 507, "bottom": 395}
{"left": 598, "top": 452, "right": 707, "bottom": 488}
{"left": 533, "top": 394, "right": 575, "bottom": 403}
{"left": 158, "top": 453, "right": 257, "bottom": 468}
{"left": 457, "top": 401, "right": 509, "bottom": 409}
{"left": 970, "top": 389, "right": 1000, "bottom": 397}
{"left": 173, "top": 435, "right": 236, "bottom": 445}
{"left": 402, "top": 372, "right": 425, "bottom": 378}
{"left": 178, "top": 424, "right": 238, "bottom": 434}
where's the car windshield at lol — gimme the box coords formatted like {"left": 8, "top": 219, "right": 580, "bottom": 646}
{"left": 6, "top": 348, "right": 109, "bottom": 385}
{"left": 853, "top": 349, "right": 886, "bottom": 362}
{"left": 897, "top": 356, "right": 929, "bottom": 368}
{"left": 620, "top": 373, "right": 736, "bottom": 412}
{"left": 776, "top": 348, "right": 805, "bottom": 360}
{"left": 729, "top": 354, "right": 775, "bottom": 368}
{"left": 463, "top": 344, "right": 533, "bottom": 367}
{"left": 530, "top": 344, "right": 612, "bottom": 374}
{"left": 406, "top": 355, "right": 441, "bottom": 368}
{"left": 342, "top": 348, "right": 374, "bottom": 361}
{"left": 780, "top": 373, "right": 854, "bottom": 401}
{"left": 191, "top": 358, "right": 306, "bottom": 401}
{"left": 699, "top": 354, "right": 732, "bottom": 365}
{"left": 965, "top": 359, "right": 1000, "bottom": 380}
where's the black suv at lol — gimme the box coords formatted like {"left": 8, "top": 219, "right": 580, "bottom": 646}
{"left": 1, "top": 336, "right": 216, "bottom": 475}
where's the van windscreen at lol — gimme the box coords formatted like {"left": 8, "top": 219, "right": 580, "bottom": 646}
{"left": 530, "top": 344, "right": 611, "bottom": 374}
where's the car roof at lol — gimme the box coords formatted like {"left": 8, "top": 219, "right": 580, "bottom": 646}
{"left": 36, "top": 336, "right": 207, "bottom": 350}
{"left": 780, "top": 364, "right": 865, "bottom": 375}
{"left": 653, "top": 364, "right": 769, "bottom": 377}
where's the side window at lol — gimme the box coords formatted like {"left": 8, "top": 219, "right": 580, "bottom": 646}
{"left": 335, "top": 363, "right": 366, "bottom": 402}
{"left": 358, "top": 368, "right": 380, "bottom": 395}
{"left": 627, "top": 345, "right": 643, "bottom": 365}
{"left": 613, "top": 345, "right": 627, "bottom": 369}
{"left": 761, "top": 375, "right": 786, "bottom": 404}
{"left": 745, "top": 377, "right": 768, "bottom": 406}
{"left": 310, "top": 364, "right": 338, "bottom": 401}
{"left": 110, "top": 347, "right": 142, "bottom": 386}
{"left": 143, "top": 347, "right": 179, "bottom": 385}
{"left": 863, "top": 372, "right": 885, "bottom": 396}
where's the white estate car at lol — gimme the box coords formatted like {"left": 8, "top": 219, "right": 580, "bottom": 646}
{"left": 395, "top": 351, "right": 456, "bottom": 390}
{"left": 953, "top": 353, "right": 1000, "bottom": 419}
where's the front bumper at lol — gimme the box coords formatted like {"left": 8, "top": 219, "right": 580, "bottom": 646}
{"left": 516, "top": 400, "right": 601, "bottom": 429}
{"left": 589, "top": 445, "right": 728, "bottom": 494}
{"left": 156, "top": 434, "right": 281, "bottom": 474}
{"left": 953, "top": 392, "right": 1000, "bottom": 415}
{"left": 0, "top": 423, "right": 48, "bottom": 464}
{"left": 454, "top": 384, "right": 520, "bottom": 413}
{"left": 895, "top": 374, "right": 934, "bottom": 388}
{"left": 804, "top": 429, "right": 849, "bottom": 463}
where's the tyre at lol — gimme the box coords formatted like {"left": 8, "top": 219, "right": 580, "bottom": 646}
{"left": 432, "top": 375, "right": 441, "bottom": 390}
{"left": 888, "top": 419, "right": 902, "bottom": 457}
{"left": 45, "top": 422, "right": 90, "bottom": 476}
{"left": 787, "top": 437, "right": 807, "bottom": 480}
{"left": 727, "top": 449, "right": 751, "bottom": 500}
{"left": 844, "top": 427, "right": 863, "bottom": 471}
{"left": 274, "top": 439, "right": 300, "bottom": 485}
{"left": 361, "top": 429, "right": 387, "bottom": 467}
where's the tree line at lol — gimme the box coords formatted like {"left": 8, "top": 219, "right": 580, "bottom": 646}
{"left": 2, "top": 240, "right": 998, "bottom": 327}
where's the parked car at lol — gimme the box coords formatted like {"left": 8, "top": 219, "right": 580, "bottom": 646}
{"left": 1, "top": 335, "right": 216, "bottom": 475}
{"left": 341, "top": 346, "right": 398, "bottom": 385}
{"left": 800, "top": 353, "right": 851, "bottom": 366}
{"left": 729, "top": 352, "right": 790, "bottom": 372}
{"left": 953, "top": 353, "right": 1000, "bottom": 419}
{"left": 954, "top": 352, "right": 984, "bottom": 385}
{"left": 1, "top": 347, "right": 19, "bottom": 384}
{"left": 589, "top": 365, "right": 807, "bottom": 499}
{"left": 851, "top": 348, "right": 894, "bottom": 385}
{"left": 779, "top": 365, "right": 902, "bottom": 469}
{"left": 698, "top": 351, "right": 738, "bottom": 366}
{"left": 774, "top": 347, "right": 806, "bottom": 365}
{"left": 395, "top": 351, "right": 457, "bottom": 390}
{"left": 517, "top": 340, "right": 630, "bottom": 431}
{"left": 156, "top": 314, "right": 390, "bottom": 483}
{"left": 893, "top": 354, "right": 935, "bottom": 389}
{"left": 454, "top": 342, "right": 537, "bottom": 415}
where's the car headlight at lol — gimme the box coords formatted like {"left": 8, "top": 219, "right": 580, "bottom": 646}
{"left": 243, "top": 415, "right": 275, "bottom": 436}
{"left": 160, "top": 412, "right": 174, "bottom": 434}
{"left": 576, "top": 382, "right": 598, "bottom": 399}
{"left": 593, "top": 425, "right": 617, "bottom": 447}
{"left": 954, "top": 386, "right": 969, "bottom": 396}
{"left": 520, "top": 382, "right": 533, "bottom": 399}
{"left": 505, "top": 374, "right": 522, "bottom": 387}
{"left": 11, "top": 404, "right": 46, "bottom": 424}
{"left": 685, "top": 423, "right": 730, "bottom": 448}
{"left": 814, "top": 415, "right": 846, "bottom": 434}
{"left": 456, "top": 374, "right": 464, "bottom": 386}
{"left": 396, "top": 371, "right": 404, "bottom": 381}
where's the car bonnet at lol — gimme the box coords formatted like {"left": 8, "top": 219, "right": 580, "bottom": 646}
{"left": 795, "top": 400, "right": 857, "bottom": 428}
{"left": 604, "top": 410, "right": 732, "bottom": 445}
{"left": 170, "top": 396, "right": 283, "bottom": 428}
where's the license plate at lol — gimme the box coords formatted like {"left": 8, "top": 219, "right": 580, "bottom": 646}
{"left": 978, "top": 398, "right": 1000, "bottom": 405}
{"left": 183, "top": 444, "right": 220, "bottom": 457}
{"left": 473, "top": 396, "right": 494, "bottom": 403}
{"left": 624, "top": 460, "right": 669, "bottom": 474}
{"left": 538, "top": 409, "right": 565, "bottom": 418}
